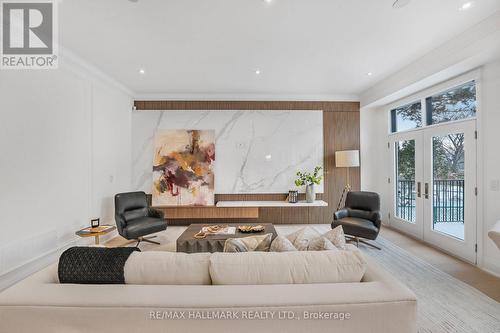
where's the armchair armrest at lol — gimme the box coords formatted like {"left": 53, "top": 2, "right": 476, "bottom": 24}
{"left": 334, "top": 209, "right": 349, "bottom": 220}
{"left": 114, "top": 213, "right": 128, "bottom": 237}
{"left": 115, "top": 213, "right": 127, "bottom": 227}
{"left": 371, "top": 211, "right": 382, "bottom": 229}
{"left": 148, "top": 208, "right": 164, "bottom": 219}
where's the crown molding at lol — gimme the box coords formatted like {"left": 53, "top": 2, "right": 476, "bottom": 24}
{"left": 59, "top": 46, "right": 134, "bottom": 96}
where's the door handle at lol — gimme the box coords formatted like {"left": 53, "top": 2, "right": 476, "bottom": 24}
{"left": 417, "top": 182, "right": 421, "bottom": 198}
{"left": 424, "top": 183, "right": 429, "bottom": 199}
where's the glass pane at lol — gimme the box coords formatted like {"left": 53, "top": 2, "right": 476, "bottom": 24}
{"left": 426, "top": 81, "right": 476, "bottom": 125}
{"left": 395, "top": 140, "right": 416, "bottom": 223}
{"left": 391, "top": 101, "right": 422, "bottom": 133}
{"left": 432, "top": 133, "right": 465, "bottom": 240}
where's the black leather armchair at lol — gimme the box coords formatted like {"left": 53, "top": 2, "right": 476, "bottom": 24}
{"left": 114, "top": 191, "right": 167, "bottom": 245}
{"left": 332, "top": 191, "right": 382, "bottom": 250}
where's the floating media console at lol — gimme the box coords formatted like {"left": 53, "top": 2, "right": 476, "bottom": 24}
{"left": 153, "top": 200, "right": 328, "bottom": 220}
{"left": 216, "top": 200, "right": 328, "bottom": 208}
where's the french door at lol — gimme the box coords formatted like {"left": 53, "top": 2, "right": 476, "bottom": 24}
{"left": 390, "top": 119, "right": 477, "bottom": 263}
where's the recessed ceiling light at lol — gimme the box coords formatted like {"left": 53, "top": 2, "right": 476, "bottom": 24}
{"left": 459, "top": 2, "right": 474, "bottom": 11}
{"left": 139, "top": 69, "right": 145, "bottom": 74}
{"left": 265, "top": 154, "right": 272, "bottom": 160}
{"left": 367, "top": 72, "right": 373, "bottom": 76}
{"left": 255, "top": 69, "right": 261, "bottom": 75}
{"left": 263, "top": 0, "right": 272, "bottom": 4}
{"left": 392, "top": 0, "right": 411, "bottom": 8}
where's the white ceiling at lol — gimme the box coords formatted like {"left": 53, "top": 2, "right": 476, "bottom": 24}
{"left": 60, "top": 0, "right": 500, "bottom": 99}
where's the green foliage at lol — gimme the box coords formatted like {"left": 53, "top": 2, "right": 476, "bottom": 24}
{"left": 295, "top": 166, "right": 323, "bottom": 187}
{"left": 397, "top": 135, "right": 465, "bottom": 182}
{"left": 397, "top": 140, "right": 415, "bottom": 181}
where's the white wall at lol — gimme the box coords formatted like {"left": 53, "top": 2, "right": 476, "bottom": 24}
{"left": 91, "top": 81, "right": 133, "bottom": 221}
{"left": 360, "top": 106, "right": 390, "bottom": 223}
{"left": 0, "top": 58, "right": 132, "bottom": 290}
{"left": 480, "top": 59, "right": 500, "bottom": 275}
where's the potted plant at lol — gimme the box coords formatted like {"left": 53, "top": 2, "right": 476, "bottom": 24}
{"left": 295, "top": 166, "right": 323, "bottom": 203}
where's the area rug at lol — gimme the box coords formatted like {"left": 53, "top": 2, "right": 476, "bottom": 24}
{"left": 361, "top": 236, "right": 500, "bottom": 333}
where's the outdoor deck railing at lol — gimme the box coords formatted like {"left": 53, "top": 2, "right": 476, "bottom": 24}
{"left": 396, "top": 179, "right": 464, "bottom": 223}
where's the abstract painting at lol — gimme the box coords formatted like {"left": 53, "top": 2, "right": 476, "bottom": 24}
{"left": 152, "top": 130, "right": 215, "bottom": 206}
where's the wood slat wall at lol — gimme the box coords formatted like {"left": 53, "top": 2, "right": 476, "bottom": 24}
{"left": 138, "top": 101, "right": 360, "bottom": 225}
{"left": 134, "top": 100, "right": 359, "bottom": 112}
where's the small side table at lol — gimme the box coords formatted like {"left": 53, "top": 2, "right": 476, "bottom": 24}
{"left": 75, "top": 225, "right": 116, "bottom": 245}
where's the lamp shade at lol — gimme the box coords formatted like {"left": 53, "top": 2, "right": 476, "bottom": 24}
{"left": 335, "top": 150, "right": 360, "bottom": 168}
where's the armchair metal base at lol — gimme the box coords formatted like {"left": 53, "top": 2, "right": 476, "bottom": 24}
{"left": 135, "top": 235, "right": 160, "bottom": 246}
{"left": 346, "top": 235, "right": 381, "bottom": 250}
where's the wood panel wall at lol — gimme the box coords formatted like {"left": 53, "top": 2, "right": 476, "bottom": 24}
{"left": 135, "top": 101, "right": 360, "bottom": 225}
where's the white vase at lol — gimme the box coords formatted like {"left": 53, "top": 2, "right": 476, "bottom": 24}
{"left": 305, "top": 184, "right": 315, "bottom": 203}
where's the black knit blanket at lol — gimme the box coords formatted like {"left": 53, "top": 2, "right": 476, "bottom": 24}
{"left": 58, "top": 246, "right": 140, "bottom": 284}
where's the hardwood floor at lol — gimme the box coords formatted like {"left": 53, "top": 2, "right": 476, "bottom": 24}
{"left": 380, "top": 226, "right": 500, "bottom": 302}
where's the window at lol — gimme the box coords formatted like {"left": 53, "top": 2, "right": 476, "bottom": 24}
{"left": 426, "top": 81, "right": 476, "bottom": 125}
{"left": 395, "top": 139, "right": 416, "bottom": 223}
{"left": 391, "top": 102, "right": 422, "bottom": 133}
{"left": 390, "top": 80, "right": 478, "bottom": 133}
{"left": 390, "top": 101, "right": 422, "bottom": 133}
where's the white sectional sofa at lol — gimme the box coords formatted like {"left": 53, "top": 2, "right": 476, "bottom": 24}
{"left": 0, "top": 249, "right": 417, "bottom": 333}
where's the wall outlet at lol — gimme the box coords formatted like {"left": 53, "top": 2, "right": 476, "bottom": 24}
{"left": 490, "top": 179, "right": 500, "bottom": 191}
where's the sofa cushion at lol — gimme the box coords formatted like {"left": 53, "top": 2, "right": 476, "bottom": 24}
{"left": 283, "top": 227, "right": 346, "bottom": 251}
{"left": 270, "top": 235, "right": 297, "bottom": 252}
{"left": 223, "top": 233, "right": 273, "bottom": 252}
{"left": 322, "top": 226, "right": 347, "bottom": 250}
{"left": 307, "top": 237, "right": 338, "bottom": 251}
{"left": 209, "top": 250, "right": 367, "bottom": 285}
{"left": 286, "top": 227, "right": 321, "bottom": 250}
{"left": 124, "top": 251, "right": 211, "bottom": 285}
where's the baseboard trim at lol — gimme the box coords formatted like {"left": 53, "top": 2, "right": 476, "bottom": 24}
{"left": 0, "top": 237, "right": 82, "bottom": 292}
{"left": 480, "top": 257, "right": 500, "bottom": 278}
{"left": 0, "top": 229, "right": 121, "bottom": 292}
{"left": 386, "top": 225, "right": 500, "bottom": 278}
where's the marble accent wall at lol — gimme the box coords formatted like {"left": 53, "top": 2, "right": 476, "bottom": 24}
{"left": 132, "top": 110, "right": 323, "bottom": 194}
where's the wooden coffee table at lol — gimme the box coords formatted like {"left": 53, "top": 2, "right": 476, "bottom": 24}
{"left": 177, "top": 223, "right": 277, "bottom": 253}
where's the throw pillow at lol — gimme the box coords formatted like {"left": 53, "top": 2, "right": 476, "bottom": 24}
{"left": 223, "top": 233, "right": 273, "bottom": 252}
{"left": 286, "top": 227, "right": 320, "bottom": 250}
{"left": 322, "top": 226, "right": 347, "bottom": 250}
{"left": 270, "top": 235, "right": 297, "bottom": 252}
{"left": 307, "top": 237, "right": 338, "bottom": 251}
{"left": 58, "top": 247, "right": 140, "bottom": 284}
